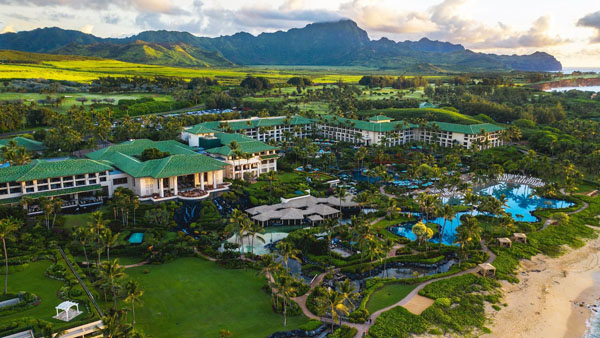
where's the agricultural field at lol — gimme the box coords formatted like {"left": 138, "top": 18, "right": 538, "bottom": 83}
{"left": 0, "top": 59, "right": 450, "bottom": 85}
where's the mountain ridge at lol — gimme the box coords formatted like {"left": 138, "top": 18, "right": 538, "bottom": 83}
{"left": 0, "top": 20, "right": 562, "bottom": 72}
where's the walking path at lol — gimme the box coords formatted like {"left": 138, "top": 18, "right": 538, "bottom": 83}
{"left": 540, "top": 196, "right": 589, "bottom": 231}
{"left": 379, "top": 185, "right": 395, "bottom": 199}
{"left": 122, "top": 259, "right": 150, "bottom": 269}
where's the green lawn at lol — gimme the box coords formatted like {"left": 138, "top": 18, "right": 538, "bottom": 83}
{"left": 366, "top": 283, "right": 417, "bottom": 313}
{"left": 0, "top": 261, "right": 91, "bottom": 332}
{"left": 127, "top": 257, "right": 309, "bottom": 337}
{"left": 0, "top": 92, "right": 173, "bottom": 113}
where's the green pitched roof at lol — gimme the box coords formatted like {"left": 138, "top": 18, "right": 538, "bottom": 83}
{"left": 319, "top": 115, "right": 415, "bottom": 132}
{"left": 0, "top": 137, "right": 47, "bottom": 152}
{"left": 86, "top": 140, "right": 228, "bottom": 178}
{"left": 87, "top": 139, "right": 196, "bottom": 160}
{"left": 205, "top": 133, "right": 278, "bottom": 157}
{"left": 187, "top": 115, "right": 312, "bottom": 133}
{"left": 430, "top": 122, "right": 504, "bottom": 134}
{"left": 186, "top": 125, "right": 219, "bottom": 135}
{"left": 0, "top": 159, "right": 112, "bottom": 184}
{"left": 26, "top": 184, "right": 102, "bottom": 199}
{"left": 367, "top": 115, "right": 392, "bottom": 121}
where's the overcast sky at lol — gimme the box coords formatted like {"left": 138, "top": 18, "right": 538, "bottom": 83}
{"left": 1, "top": 0, "right": 599, "bottom": 67}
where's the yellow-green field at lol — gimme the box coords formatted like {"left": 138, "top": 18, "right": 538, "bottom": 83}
{"left": 0, "top": 59, "right": 448, "bottom": 85}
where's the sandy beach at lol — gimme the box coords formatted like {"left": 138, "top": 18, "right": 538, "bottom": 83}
{"left": 484, "top": 234, "right": 600, "bottom": 338}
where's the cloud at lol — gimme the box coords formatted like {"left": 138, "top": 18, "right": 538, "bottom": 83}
{"left": 102, "top": 15, "right": 121, "bottom": 25}
{"left": 339, "top": 0, "right": 568, "bottom": 49}
{"left": 0, "top": 24, "right": 15, "bottom": 33}
{"left": 0, "top": 0, "right": 187, "bottom": 15}
{"left": 577, "top": 11, "right": 600, "bottom": 43}
{"left": 80, "top": 24, "right": 94, "bottom": 34}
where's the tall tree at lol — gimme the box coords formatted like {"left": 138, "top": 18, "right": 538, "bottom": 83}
{"left": 0, "top": 217, "right": 21, "bottom": 294}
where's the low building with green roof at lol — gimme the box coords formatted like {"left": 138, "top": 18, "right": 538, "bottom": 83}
{"left": 0, "top": 158, "right": 112, "bottom": 207}
{"left": 87, "top": 139, "right": 230, "bottom": 200}
{"left": 0, "top": 137, "right": 47, "bottom": 152}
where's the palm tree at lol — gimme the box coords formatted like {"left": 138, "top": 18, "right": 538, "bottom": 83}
{"left": 264, "top": 170, "right": 279, "bottom": 192}
{"left": 73, "top": 226, "right": 91, "bottom": 272}
{"left": 323, "top": 217, "right": 337, "bottom": 261}
{"left": 0, "top": 217, "right": 21, "bottom": 294}
{"left": 88, "top": 211, "right": 108, "bottom": 265}
{"left": 463, "top": 191, "right": 479, "bottom": 216}
{"left": 318, "top": 287, "right": 351, "bottom": 332}
{"left": 131, "top": 196, "right": 140, "bottom": 225}
{"left": 276, "top": 241, "right": 300, "bottom": 275}
{"left": 101, "top": 228, "right": 119, "bottom": 261}
{"left": 246, "top": 222, "right": 265, "bottom": 255}
{"left": 335, "top": 186, "right": 347, "bottom": 218}
{"left": 39, "top": 197, "right": 53, "bottom": 230}
{"left": 51, "top": 198, "right": 64, "bottom": 229}
{"left": 98, "top": 259, "right": 125, "bottom": 309}
{"left": 438, "top": 204, "right": 456, "bottom": 251}
{"left": 226, "top": 209, "right": 253, "bottom": 254}
{"left": 101, "top": 308, "right": 132, "bottom": 337}
{"left": 275, "top": 273, "right": 297, "bottom": 327}
{"left": 124, "top": 280, "right": 143, "bottom": 327}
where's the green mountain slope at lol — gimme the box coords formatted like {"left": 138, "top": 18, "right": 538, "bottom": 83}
{"left": 55, "top": 41, "right": 235, "bottom": 68}
{"left": 0, "top": 20, "right": 562, "bottom": 72}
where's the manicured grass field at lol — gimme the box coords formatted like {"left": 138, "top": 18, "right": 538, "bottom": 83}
{"left": 0, "top": 260, "right": 92, "bottom": 332}
{"left": 127, "top": 257, "right": 309, "bottom": 337}
{"left": 359, "top": 107, "right": 484, "bottom": 124}
{"left": 0, "top": 92, "right": 173, "bottom": 113}
{"left": 366, "top": 283, "right": 417, "bottom": 313}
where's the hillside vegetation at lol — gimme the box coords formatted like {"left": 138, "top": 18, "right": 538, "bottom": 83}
{"left": 55, "top": 41, "right": 235, "bottom": 68}
{"left": 0, "top": 49, "right": 95, "bottom": 63}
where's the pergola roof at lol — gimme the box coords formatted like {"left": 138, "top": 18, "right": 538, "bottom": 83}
{"left": 498, "top": 237, "right": 512, "bottom": 243}
{"left": 56, "top": 301, "right": 78, "bottom": 311}
{"left": 478, "top": 263, "right": 496, "bottom": 271}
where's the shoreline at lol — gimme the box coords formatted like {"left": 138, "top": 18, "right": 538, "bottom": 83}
{"left": 483, "top": 235, "right": 600, "bottom": 338}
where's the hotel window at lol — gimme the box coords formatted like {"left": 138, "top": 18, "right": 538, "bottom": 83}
{"left": 113, "top": 178, "right": 128, "bottom": 186}
{"left": 63, "top": 182, "right": 74, "bottom": 188}
{"left": 37, "top": 185, "right": 48, "bottom": 191}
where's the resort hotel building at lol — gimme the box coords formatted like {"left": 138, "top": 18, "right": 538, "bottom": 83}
{"left": 181, "top": 127, "right": 280, "bottom": 179}
{"left": 184, "top": 114, "right": 505, "bottom": 149}
{"left": 0, "top": 113, "right": 504, "bottom": 208}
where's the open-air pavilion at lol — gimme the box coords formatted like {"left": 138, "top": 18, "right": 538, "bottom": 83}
{"left": 497, "top": 237, "right": 512, "bottom": 248}
{"left": 246, "top": 194, "right": 356, "bottom": 226}
{"left": 512, "top": 233, "right": 527, "bottom": 244}
{"left": 54, "top": 301, "right": 82, "bottom": 322}
{"left": 477, "top": 263, "right": 496, "bottom": 277}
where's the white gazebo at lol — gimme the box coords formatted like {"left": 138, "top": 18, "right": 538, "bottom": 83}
{"left": 54, "top": 301, "right": 82, "bottom": 322}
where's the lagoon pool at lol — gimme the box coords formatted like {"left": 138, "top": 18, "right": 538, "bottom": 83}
{"left": 391, "top": 183, "right": 573, "bottom": 245}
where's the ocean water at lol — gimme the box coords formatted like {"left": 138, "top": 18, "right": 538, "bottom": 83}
{"left": 561, "top": 67, "right": 600, "bottom": 74}
{"left": 583, "top": 272, "right": 600, "bottom": 337}
{"left": 586, "top": 308, "right": 600, "bottom": 338}
{"left": 545, "top": 86, "right": 600, "bottom": 93}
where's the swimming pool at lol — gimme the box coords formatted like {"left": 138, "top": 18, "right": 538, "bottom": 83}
{"left": 129, "top": 232, "right": 144, "bottom": 244}
{"left": 390, "top": 183, "right": 574, "bottom": 245}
